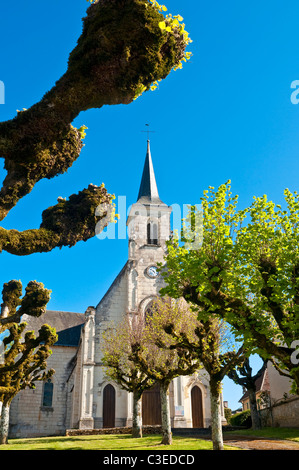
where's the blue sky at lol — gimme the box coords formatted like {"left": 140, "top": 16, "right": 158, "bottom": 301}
{"left": 1, "top": 0, "right": 299, "bottom": 410}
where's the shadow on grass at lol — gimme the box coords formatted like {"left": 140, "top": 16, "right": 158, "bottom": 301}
{"left": 3, "top": 434, "right": 237, "bottom": 451}
{"left": 4, "top": 434, "right": 169, "bottom": 451}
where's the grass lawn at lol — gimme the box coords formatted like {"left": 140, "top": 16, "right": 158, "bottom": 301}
{"left": 0, "top": 434, "right": 239, "bottom": 451}
{"left": 224, "top": 427, "right": 299, "bottom": 442}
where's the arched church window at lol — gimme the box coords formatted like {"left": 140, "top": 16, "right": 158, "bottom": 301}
{"left": 147, "top": 222, "right": 158, "bottom": 245}
{"left": 42, "top": 379, "right": 54, "bottom": 408}
{"left": 144, "top": 304, "right": 153, "bottom": 321}
{"left": 144, "top": 300, "right": 158, "bottom": 322}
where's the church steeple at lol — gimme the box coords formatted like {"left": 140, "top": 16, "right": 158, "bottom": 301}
{"left": 137, "top": 140, "right": 164, "bottom": 205}
{"left": 127, "top": 138, "right": 172, "bottom": 257}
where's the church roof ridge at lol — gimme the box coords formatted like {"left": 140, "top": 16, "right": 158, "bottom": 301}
{"left": 95, "top": 261, "right": 129, "bottom": 309}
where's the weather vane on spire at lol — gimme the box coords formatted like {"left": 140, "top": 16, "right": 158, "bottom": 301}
{"left": 142, "top": 123, "right": 155, "bottom": 140}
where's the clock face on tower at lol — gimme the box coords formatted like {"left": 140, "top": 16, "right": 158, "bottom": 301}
{"left": 146, "top": 265, "right": 158, "bottom": 278}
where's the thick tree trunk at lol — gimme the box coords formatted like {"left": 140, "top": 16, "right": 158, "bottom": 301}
{"left": 0, "top": 401, "right": 10, "bottom": 445}
{"left": 248, "top": 388, "right": 261, "bottom": 430}
{"left": 132, "top": 391, "right": 142, "bottom": 438}
{"left": 210, "top": 379, "right": 224, "bottom": 451}
{"left": 160, "top": 383, "right": 172, "bottom": 445}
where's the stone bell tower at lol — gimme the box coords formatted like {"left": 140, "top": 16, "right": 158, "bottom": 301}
{"left": 79, "top": 140, "right": 174, "bottom": 429}
{"left": 126, "top": 140, "right": 172, "bottom": 316}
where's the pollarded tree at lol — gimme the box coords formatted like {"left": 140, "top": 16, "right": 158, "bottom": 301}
{"left": 227, "top": 357, "right": 267, "bottom": 430}
{"left": 101, "top": 315, "right": 155, "bottom": 438}
{"left": 162, "top": 313, "right": 245, "bottom": 450}
{"left": 0, "top": 0, "right": 192, "bottom": 254}
{"left": 0, "top": 280, "right": 50, "bottom": 331}
{"left": 0, "top": 280, "right": 57, "bottom": 445}
{"left": 130, "top": 297, "right": 201, "bottom": 445}
{"left": 160, "top": 181, "right": 299, "bottom": 395}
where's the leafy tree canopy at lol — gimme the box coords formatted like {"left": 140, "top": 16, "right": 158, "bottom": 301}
{"left": 160, "top": 181, "right": 299, "bottom": 393}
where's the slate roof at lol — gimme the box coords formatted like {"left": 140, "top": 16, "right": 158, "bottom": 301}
{"left": 55, "top": 323, "right": 84, "bottom": 347}
{"left": 239, "top": 369, "right": 270, "bottom": 402}
{"left": 22, "top": 310, "right": 85, "bottom": 347}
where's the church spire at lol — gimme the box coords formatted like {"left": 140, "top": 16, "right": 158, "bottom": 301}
{"left": 137, "top": 140, "right": 164, "bottom": 204}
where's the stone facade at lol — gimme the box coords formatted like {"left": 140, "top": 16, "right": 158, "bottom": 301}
{"left": 258, "top": 363, "right": 299, "bottom": 427}
{"left": 9, "top": 343, "right": 80, "bottom": 438}
{"left": 239, "top": 360, "right": 299, "bottom": 427}
{"left": 8, "top": 141, "right": 223, "bottom": 438}
{"left": 260, "top": 396, "right": 299, "bottom": 428}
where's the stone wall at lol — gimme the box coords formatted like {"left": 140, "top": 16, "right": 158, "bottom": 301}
{"left": 260, "top": 396, "right": 299, "bottom": 428}
{"left": 68, "top": 341, "right": 83, "bottom": 429}
{"left": 9, "top": 345, "right": 77, "bottom": 438}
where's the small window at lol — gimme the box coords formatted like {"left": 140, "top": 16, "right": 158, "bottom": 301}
{"left": 145, "top": 305, "right": 153, "bottom": 320}
{"left": 42, "top": 379, "right": 54, "bottom": 408}
{"left": 144, "top": 301, "right": 158, "bottom": 323}
{"left": 147, "top": 222, "right": 158, "bottom": 245}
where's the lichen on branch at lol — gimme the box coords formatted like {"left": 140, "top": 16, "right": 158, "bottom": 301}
{"left": 0, "top": 280, "right": 51, "bottom": 330}
{"left": 0, "top": 183, "right": 113, "bottom": 255}
{"left": 0, "top": 0, "right": 191, "bottom": 227}
{"left": 0, "top": 282, "right": 57, "bottom": 410}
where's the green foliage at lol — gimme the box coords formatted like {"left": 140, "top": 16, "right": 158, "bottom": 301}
{"left": 224, "top": 407, "right": 232, "bottom": 424}
{"left": 161, "top": 181, "right": 299, "bottom": 393}
{"left": 230, "top": 410, "right": 252, "bottom": 428}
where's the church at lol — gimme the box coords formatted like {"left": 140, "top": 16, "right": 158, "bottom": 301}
{"left": 8, "top": 141, "right": 225, "bottom": 438}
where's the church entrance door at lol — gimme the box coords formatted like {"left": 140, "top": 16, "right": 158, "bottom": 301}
{"left": 191, "top": 386, "right": 203, "bottom": 428}
{"left": 142, "top": 384, "right": 162, "bottom": 425}
{"left": 103, "top": 384, "right": 115, "bottom": 428}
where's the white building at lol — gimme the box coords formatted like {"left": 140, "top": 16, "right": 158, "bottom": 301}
{"left": 9, "top": 141, "right": 223, "bottom": 438}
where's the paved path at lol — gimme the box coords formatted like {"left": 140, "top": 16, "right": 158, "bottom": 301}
{"left": 223, "top": 434, "right": 299, "bottom": 450}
